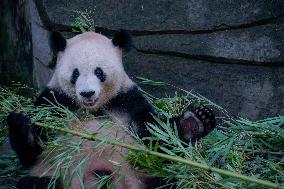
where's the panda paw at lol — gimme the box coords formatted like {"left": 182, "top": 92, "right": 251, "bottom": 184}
{"left": 178, "top": 106, "right": 216, "bottom": 142}
{"left": 7, "top": 112, "right": 32, "bottom": 137}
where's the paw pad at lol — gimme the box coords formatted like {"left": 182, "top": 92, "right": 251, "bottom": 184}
{"left": 179, "top": 106, "right": 216, "bottom": 142}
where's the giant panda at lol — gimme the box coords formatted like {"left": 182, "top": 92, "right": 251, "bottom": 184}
{"left": 7, "top": 30, "right": 216, "bottom": 189}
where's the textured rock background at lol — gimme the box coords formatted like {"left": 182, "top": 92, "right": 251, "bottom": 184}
{"left": 34, "top": 0, "right": 284, "bottom": 119}
{"left": 0, "top": 0, "right": 283, "bottom": 119}
{"left": 0, "top": 0, "right": 284, "bottom": 188}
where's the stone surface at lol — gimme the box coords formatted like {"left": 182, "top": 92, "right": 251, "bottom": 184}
{"left": 42, "top": 0, "right": 284, "bottom": 31}
{"left": 134, "top": 21, "right": 284, "bottom": 64}
{"left": 124, "top": 51, "right": 284, "bottom": 119}
{"left": 0, "top": 0, "right": 33, "bottom": 86}
{"left": 1, "top": 0, "right": 284, "bottom": 117}
{"left": 31, "top": 0, "right": 284, "bottom": 119}
{"left": 29, "top": 0, "right": 54, "bottom": 89}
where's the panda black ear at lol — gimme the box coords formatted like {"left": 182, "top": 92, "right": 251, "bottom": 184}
{"left": 49, "top": 32, "right": 67, "bottom": 54}
{"left": 112, "top": 30, "right": 132, "bottom": 52}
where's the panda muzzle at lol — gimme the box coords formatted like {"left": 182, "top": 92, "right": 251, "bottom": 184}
{"left": 82, "top": 99, "right": 97, "bottom": 106}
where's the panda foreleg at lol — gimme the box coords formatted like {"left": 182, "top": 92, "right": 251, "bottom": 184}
{"left": 7, "top": 112, "right": 43, "bottom": 168}
{"left": 32, "top": 87, "right": 79, "bottom": 142}
{"left": 109, "top": 86, "right": 216, "bottom": 144}
{"left": 138, "top": 105, "right": 216, "bottom": 145}
{"left": 8, "top": 88, "right": 79, "bottom": 168}
{"left": 34, "top": 87, "right": 79, "bottom": 112}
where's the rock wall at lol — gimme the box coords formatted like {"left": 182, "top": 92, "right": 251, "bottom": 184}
{"left": 0, "top": 0, "right": 33, "bottom": 86}
{"left": 2, "top": 0, "right": 284, "bottom": 119}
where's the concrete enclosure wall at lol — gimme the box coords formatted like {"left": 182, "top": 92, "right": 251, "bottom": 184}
{"left": 1, "top": 0, "right": 284, "bottom": 119}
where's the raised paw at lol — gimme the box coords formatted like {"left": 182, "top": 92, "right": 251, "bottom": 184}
{"left": 7, "top": 112, "right": 32, "bottom": 136}
{"left": 178, "top": 106, "right": 216, "bottom": 142}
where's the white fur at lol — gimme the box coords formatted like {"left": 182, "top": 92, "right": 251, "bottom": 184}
{"left": 32, "top": 32, "right": 148, "bottom": 188}
{"left": 48, "top": 32, "right": 135, "bottom": 111}
{"left": 30, "top": 118, "right": 145, "bottom": 189}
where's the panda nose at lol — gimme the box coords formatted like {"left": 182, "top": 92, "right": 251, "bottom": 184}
{"left": 80, "top": 91, "right": 95, "bottom": 98}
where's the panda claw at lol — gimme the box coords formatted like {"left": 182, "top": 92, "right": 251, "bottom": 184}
{"left": 183, "top": 111, "right": 194, "bottom": 119}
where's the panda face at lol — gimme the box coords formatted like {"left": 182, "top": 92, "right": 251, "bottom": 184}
{"left": 50, "top": 32, "right": 133, "bottom": 110}
{"left": 70, "top": 66, "right": 105, "bottom": 107}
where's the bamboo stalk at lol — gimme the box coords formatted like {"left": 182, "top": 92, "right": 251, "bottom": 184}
{"left": 35, "top": 122, "right": 283, "bottom": 189}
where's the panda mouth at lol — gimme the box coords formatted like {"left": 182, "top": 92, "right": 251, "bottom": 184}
{"left": 82, "top": 99, "right": 97, "bottom": 107}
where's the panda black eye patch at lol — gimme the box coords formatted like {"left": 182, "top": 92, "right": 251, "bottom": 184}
{"left": 71, "top": 68, "right": 80, "bottom": 84}
{"left": 94, "top": 67, "right": 106, "bottom": 82}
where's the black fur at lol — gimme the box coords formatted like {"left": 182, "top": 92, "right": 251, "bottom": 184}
{"left": 8, "top": 88, "right": 79, "bottom": 167}
{"left": 94, "top": 67, "right": 106, "bottom": 82}
{"left": 112, "top": 30, "right": 132, "bottom": 52}
{"left": 34, "top": 88, "right": 79, "bottom": 142}
{"left": 8, "top": 86, "right": 214, "bottom": 169}
{"left": 80, "top": 91, "right": 96, "bottom": 98}
{"left": 8, "top": 86, "right": 215, "bottom": 188}
{"left": 104, "top": 86, "right": 215, "bottom": 143}
{"left": 71, "top": 68, "right": 80, "bottom": 84}
{"left": 34, "top": 87, "right": 79, "bottom": 142}
{"left": 18, "top": 176, "right": 63, "bottom": 189}
{"left": 194, "top": 106, "right": 216, "bottom": 138}
{"left": 50, "top": 32, "right": 66, "bottom": 54}
{"left": 7, "top": 113, "right": 42, "bottom": 168}
{"left": 34, "top": 88, "right": 79, "bottom": 112}
{"left": 7, "top": 29, "right": 217, "bottom": 188}
{"left": 105, "top": 86, "right": 156, "bottom": 138}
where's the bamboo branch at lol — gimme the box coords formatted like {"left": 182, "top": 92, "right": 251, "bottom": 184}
{"left": 35, "top": 122, "right": 283, "bottom": 189}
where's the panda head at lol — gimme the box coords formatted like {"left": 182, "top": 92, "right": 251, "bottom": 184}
{"left": 48, "top": 30, "right": 133, "bottom": 110}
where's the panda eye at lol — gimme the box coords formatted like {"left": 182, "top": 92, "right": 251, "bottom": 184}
{"left": 71, "top": 68, "right": 80, "bottom": 84}
{"left": 94, "top": 67, "right": 106, "bottom": 82}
